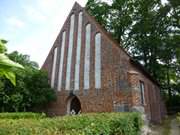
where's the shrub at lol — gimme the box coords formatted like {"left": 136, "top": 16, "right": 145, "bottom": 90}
{"left": 0, "top": 112, "right": 142, "bottom": 135}
{"left": 0, "top": 112, "right": 46, "bottom": 119}
{"left": 0, "top": 51, "right": 56, "bottom": 112}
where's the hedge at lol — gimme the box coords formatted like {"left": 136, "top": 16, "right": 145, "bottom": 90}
{"left": 0, "top": 112, "right": 46, "bottom": 119}
{"left": 0, "top": 112, "right": 142, "bottom": 135}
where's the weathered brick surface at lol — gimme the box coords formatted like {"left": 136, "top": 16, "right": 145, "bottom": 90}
{"left": 42, "top": 2, "right": 166, "bottom": 123}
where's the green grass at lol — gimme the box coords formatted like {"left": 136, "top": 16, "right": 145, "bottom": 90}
{"left": 0, "top": 112, "right": 142, "bottom": 135}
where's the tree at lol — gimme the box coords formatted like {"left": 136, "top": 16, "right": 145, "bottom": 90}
{"left": 86, "top": 0, "right": 135, "bottom": 49}
{"left": 0, "top": 51, "right": 56, "bottom": 112}
{"left": 8, "top": 51, "right": 39, "bottom": 69}
{"left": 0, "top": 39, "right": 24, "bottom": 85}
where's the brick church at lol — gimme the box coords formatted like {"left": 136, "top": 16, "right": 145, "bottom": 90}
{"left": 42, "top": 2, "right": 166, "bottom": 123}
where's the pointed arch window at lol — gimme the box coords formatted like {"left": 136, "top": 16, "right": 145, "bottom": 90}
{"left": 57, "top": 31, "right": 66, "bottom": 91}
{"left": 66, "top": 14, "right": 75, "bottom": 90}
{"left": 84, "top": 23, "right": 91, "bottom": 89}
{"left": 51, "top": 47, "right": 58, "bottom": 88}
{"left": 95, "top": 33, "right": 101, "bottom": 89}
{"left": 74, "top": 12, "right": 83, "bottom": 90}
{"left": 140, "top": 81, "right": 145, "bottom": 105}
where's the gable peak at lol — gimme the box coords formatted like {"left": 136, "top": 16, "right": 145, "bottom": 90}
{"left": 72, "top": 1, "right": 83, "bottom": 9}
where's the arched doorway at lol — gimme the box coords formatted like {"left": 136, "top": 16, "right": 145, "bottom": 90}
{"left": 67, "top": 96, "right": 81, "bottom": 114}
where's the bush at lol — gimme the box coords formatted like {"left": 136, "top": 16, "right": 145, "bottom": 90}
{"left": 0, "top": 112, "right": 46, "bottom": 119}
{"left": 0, "top": 51, "right": 56, "bottom": 112}
{"left": 0, "top": 69, "right": 56, "bottom": 112}
{"left": 0, "top": 112, "right": 142, "bottom": 135}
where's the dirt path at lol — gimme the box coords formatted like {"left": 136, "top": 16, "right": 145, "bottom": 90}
{"left": 170, "top": 118, "right": 180, "bottom": 135}
{"left": 150, "top": 116, "right": 180, "bottom": 135}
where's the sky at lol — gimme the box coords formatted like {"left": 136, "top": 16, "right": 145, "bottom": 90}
{"left": 0, "top": 0, "right": 87, "bottom": 67}
{"left": 0, "top": 0, "right": 168, "bottom": 67}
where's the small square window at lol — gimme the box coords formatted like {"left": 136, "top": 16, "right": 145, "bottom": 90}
{"left": 113, "top": 104, "right": 129, "bottom": 112}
